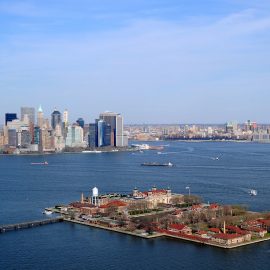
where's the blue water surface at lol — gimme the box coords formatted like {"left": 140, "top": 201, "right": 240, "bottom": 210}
{"left": 1, "top": 141, "right": 270, "bottom": 270}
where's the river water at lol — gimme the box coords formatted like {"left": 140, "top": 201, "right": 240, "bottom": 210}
{"left": 1, "top": 141, "right": 270, "bottom": 270}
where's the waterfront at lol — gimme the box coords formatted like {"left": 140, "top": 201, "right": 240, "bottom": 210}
{"left": 1, "top": 141, "right": 270, "bottom": 269}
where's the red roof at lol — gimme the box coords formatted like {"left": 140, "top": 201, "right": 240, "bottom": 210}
{"left": 246, "top": 226, "right": 266, "bottom": 233}
{"left": 70, "top": 202, "right": 94, "bottom": 208}
{"left": 213, "top": 233, "right": 242, "bottom": 240}
{"left": 208, "top": 228, "right": 221, "bottom": 233}
{"left": 209, "top": 203, "right": 219, "bottom": 210}
{"left": 99, "top": 200, "right": 127, "bottom": 209}
{"left": 258, "top": 219, "right": 270, "bottom": 226}
{"left": 143, "top": 189, "right": 167, "bottom": 196}
{"left": 168, "top": 224, "right": 188, "bottom": 231}
{"left": 226, "top": 225, "right": 247, "bottom": 235}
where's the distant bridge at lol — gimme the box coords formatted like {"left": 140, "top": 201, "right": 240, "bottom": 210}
{"left": 0, "top": 217, "right": 63, "bottom": 233}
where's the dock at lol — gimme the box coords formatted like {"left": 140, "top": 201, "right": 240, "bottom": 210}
{"left": 0, "top": 217, "right": 63, "bottom": 233}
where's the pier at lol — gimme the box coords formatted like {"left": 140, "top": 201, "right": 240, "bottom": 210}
{"left": 0, "top": 217, "right": 63, "bottom": 233}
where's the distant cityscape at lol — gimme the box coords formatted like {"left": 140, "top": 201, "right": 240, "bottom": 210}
{"left": 127, "top": 121, "right": 270, "bottom": 143}
{"left": 0, "top": 106, "right": 128, "bottom": 154}
{"left": 1, "top": 106, "right": 270, "bottom": 154}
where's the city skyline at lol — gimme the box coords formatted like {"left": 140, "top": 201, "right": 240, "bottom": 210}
{"left": 0, "top": 105, "right": 266, "bottom": 126}
{"left": 1, "top": 0, "right": 270, "bottom": 123}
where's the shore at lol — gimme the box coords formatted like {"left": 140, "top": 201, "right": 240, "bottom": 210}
{"left": 63, "top": 218, "right": 270, "bottom": 249}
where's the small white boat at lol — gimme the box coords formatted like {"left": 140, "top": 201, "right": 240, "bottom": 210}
{"left": 31, "top": 161, "right": 48, "bottom": 165}
{"left": 43, "top": 209, "right": 53, "bottom": 215}
{"left": 249, "top": 189, "right": 258, "bottom": 196}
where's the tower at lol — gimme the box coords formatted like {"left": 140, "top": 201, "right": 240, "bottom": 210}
{"left": 63, "top": 109, "right": 68, "bottom": 128}
{"left": 51, "top": 109, "right": 62, "bottom": 130}
{"left": 37, "top": 105, "right": 44, "bottom": 128}
{"left": 21, "top": 107, "right": 35, "bottom": 125}
{"left": 92, "top": 187, "right": 99, "bottom": 206}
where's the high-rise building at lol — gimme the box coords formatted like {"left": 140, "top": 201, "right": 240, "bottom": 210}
{"left": 20, "top": 129, "right": 32, "bottom": 147}
{"left": 37, "top": 105, "right": 44, "bottom": 128}
{"left": 21, "top": 107, "right": 35, "bottom": 124}
{"left": 8, "top": 129, "right": 17, "bottom": 147}
{"left": 34, "top": 127, "right": 41, "bottom": 145}
{"left": 104, "top": 123, "right": 111, "bottom": 146}
{"left": 88, "top": 123, "right": 98, "bottom": 148}
{"left": 76, "top": 118, "right": 85, "bottom": 128}
{"left": 116, "top": 114, "right": 125, "bottom": 147}
{"left": 99, "top": 112, "right": 117, "bottom": 146}
{"left": 65, "top": 125, "right": 84, "bottom": 147}
{"left": 97, "top": 119, "right": 106, "bottom": 147}
{"left": 51, "top": 110, "right": 62, "bottom": 130}
{"left": 99, "top": 111, "right": 128, "bottom": 147}
{"left": 63, "top": 109, "right": 68, "bottom": 127}
{"left": 5, "top": 113, "right": 17, "bottom": 125}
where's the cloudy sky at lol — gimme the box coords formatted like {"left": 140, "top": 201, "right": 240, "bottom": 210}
{"left": 1, "top": 0, "right": 270, "bottom": 124}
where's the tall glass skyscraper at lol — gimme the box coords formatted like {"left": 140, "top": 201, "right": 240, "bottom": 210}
{"left": 99, "top": 112, "right": 127, "bottom": 147}
{"left": 88, "top": 123, "right": 98, "bottom": 148}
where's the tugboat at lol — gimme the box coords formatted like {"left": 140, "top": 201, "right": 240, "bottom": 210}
{"left": 141, "top": 162, "right": 174, "bottom": 167}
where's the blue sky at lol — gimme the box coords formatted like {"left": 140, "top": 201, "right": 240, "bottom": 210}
{"left": 1, "top": 0, "right": 270, "bottom": 124}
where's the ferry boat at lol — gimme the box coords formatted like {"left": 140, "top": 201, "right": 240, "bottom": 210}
{"left": 82, "top": 150, "right": 102, "bottom": 153}
{"left": 31, "top": 161, "right": 48, "bottom": 165}
{"left": 141, "top": 162, "right": 174, "bottom": 167}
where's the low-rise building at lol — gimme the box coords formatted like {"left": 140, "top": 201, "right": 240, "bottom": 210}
{"left": 168, "top": 224, "right": 192, "bottom": 235}
{"left": 133, "top": 186, "right": 173, "bottom": 208}
{"left": 212, "top": 233, "right": 245, "bottom": 245}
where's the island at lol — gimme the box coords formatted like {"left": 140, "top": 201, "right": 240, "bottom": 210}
{"left": 47, "top": 186, "right": 270, "bottom": 249}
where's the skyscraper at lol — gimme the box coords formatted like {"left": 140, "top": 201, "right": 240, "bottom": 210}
{"left": 76, "top": 118, "right": 85, "bottom": 128}
{"left": 5, "top": 113, "right": 17, "bottom": 125}
{"left": 63, "top": 109, "right": 68, "bottom": 128}
{"left": 88, "top": 123, "right": 98, "bottom": 148}
{"left": 116, "top": 114, "right": 124, "bottom": 147}
{"left": 97, "top": 119, "right": 106, "bottom": 147}
{"left": 51, "top": 110, "right": 62, "bottom": 130}
{"left": 37, "top": 105, "right": 44, "bottom": 128}
{"left": 99, "top": 111, "right": 127, "bottom": 147}
{"left": 21, "top": 107, "right": 35, "bottom": 124}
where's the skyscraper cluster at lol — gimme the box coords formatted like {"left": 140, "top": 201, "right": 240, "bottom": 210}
{"left": 88, "top": 112, "right": 128, "bottom": 148}
{"left": 0, "top": 107, "right": 128, "bottom": 154}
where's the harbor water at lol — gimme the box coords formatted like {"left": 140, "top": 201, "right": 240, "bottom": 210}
{"left": 1, "top": 141, "right": 270, "bottom": 270}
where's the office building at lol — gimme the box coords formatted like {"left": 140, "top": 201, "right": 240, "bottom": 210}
{"left": 65, "top": 125, "right": 84, "bottom": 147}
{"left": 5, "top": 113, "right": 17, "bottom": 125}
{"left": 97, "top": 119, "right": 106, "bottom": 147}
{"left": 34, "top": 127, "right": 41, "bottom": 145}
{"left": 88, "top": 123, "right": 98, "bottom": 148}
{"left": 63, "top": 109, "right": 68, "bottom": 127}
{"left": 8, "top": 129, "right": 17, "bottom": 147}
{"left": 99, "top": 111, "right": 128, "bottom": 147}
{"left": 20, "top": 129, "right": 32, "bottom": 147}
{"left": 51, "top": 110, "right": 62, "bottom": 130}
{"left": 104, "top": 123, "right": 111, "bottom": 146}
{"left": 37, "top": 105, "right": 44, "bottom": 128}
{"left": 21, "top": 107, "right": 35, "bottom": 124}
{"left": 76, "top": 118, "right": 85, "bottom": 128}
